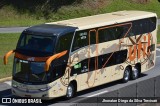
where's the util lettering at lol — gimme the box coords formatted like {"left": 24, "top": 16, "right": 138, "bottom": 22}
{"left": 129, "top": 33, "right": 151, "bottom": 61}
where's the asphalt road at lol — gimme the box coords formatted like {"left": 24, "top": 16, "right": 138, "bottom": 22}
{"left": 0, "top": 48, "right": 160, "bottom": 106}
{"left": 0, "top": 19, "right": 160, "bottom": 33}
{"left": 0, "top": 27, "right": 28, "bottom": 33}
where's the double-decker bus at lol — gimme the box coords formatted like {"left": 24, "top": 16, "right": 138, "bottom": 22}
{"left": 4, "top": 11, "right": 157, "bottom": 99}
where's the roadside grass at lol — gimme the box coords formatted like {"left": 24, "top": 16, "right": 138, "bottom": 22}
{"left": 0, "top": 0, "right": 160, "bottom": 27}
{"left": 0, "top": 33, "right": 20, "bottom": 78}
{"left": 0, "top": 6, "right": 46, "bottom": 27}
{"left": 99, "top": 0, "right": 160, "bottom": 17}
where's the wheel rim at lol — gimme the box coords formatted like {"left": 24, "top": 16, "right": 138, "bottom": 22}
{"left": 124, "top": 69, "right": 129, "bottom": 81}
{"left": 133, "top": 67, "right": 138, "bottom": 78}
{"left": 67, "top": 85, "right": 73, "bottom": 97}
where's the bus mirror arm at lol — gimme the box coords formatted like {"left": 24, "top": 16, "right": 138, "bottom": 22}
{"left": 4, "top": 50, "right": 15, "bottom": 65}
{"left": 45, "top": 50, "right": 68, "bottom": 71}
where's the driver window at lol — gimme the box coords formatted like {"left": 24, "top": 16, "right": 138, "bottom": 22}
{"left": 56, "top": 32, "right": 73, "bottom": 53}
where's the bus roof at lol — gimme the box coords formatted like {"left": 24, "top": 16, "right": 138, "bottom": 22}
{"left": 46, "top": 10, "right": 157, "bottom": 30}
{"left": 23, "top": 24, "right": 77, "bottom": 36}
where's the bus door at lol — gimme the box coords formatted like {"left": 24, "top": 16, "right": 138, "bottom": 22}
{"left": 70, "top": 30, "right": 97, "bottom": 90}
{"left": 97, "top": 26, "right": 120, "bottom": 84}
{"left": 84, "top": 30, "right": 99, "bottom": 88}
{"left": 78, "top": 30, "right": 98, "bottom": 89}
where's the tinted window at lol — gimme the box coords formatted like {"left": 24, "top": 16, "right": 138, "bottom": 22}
{"left": 16, "top": 34, "right": 56, "bottom": 56}
{"left": 70, "top": 57, "right": 96, "bottom": 76}
{"left": 98, "top": 50, "right": 127, "bottom": 68}
{"left": 89, "top": 31, "right": 96, "bottom": 44}
{"left": 98, "top": 24, "right": 130, "bottom": 43}
{"left": 88, "top": 57, "right": 96, "bottom": 71}
{"left": 50, "top": 64, "right": 66, "bottom": 81}
{"left": 72, "top": 30, "right": 89, "bottom": 51}
{"left": 56, "top": 32, "right": 73, "bottom": 53}
{"left": 128, "top": 17, "right": 156, "bottom": 36}
{"left": 70, "top": 49, "right": 127, "bottom": 76}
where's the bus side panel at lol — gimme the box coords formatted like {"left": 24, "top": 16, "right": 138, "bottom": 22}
{"left": 140, "top": 30, "right": 157, "bottom": 73}
{"left": 69, "top": 45, "right": 99, "bottom": 91}
{"left": 97, "top": 40, "right": 125, "bottom": 84}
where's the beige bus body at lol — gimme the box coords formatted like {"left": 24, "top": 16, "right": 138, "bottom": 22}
{"left": 11, "top": 10, "right": 157, "bottom": 99}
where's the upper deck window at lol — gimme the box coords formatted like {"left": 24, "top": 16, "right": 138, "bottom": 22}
{"left": 98, "top": 24, "right": 131, "bottom": 43}
{"left": 72, "top": 30, "right": 89, "bottom": 51}
{"left": 128, "top": 17, "right": 157, "bottom": 36}
{"left": 17, "top": 34, "right": 56, "bottom": 56}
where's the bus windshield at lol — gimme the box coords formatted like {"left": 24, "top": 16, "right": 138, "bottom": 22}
{"left": 13, "top": 58, "right": 52, "bottom": 84}
{"left": 17, "top": 33, "right": 56, "bottom": 56}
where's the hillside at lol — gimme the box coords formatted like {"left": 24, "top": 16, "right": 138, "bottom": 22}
{"left": 0, "top": 0, "right": 160, "bottom": 27}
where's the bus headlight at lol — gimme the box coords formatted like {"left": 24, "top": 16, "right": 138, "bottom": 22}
{"left": 39, "top": 88, "right": 48, "bottom": 91}
{"left": 39, "top": 86, "right": 51, "bottom": 91}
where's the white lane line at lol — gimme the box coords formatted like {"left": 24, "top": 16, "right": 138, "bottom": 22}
{"left": 4, "top": 81, "right": 11, "bottom": 86}
{"left": 156, "top": 56, "right": 160, "bottom": 58}
{"left": 72, "top": 90, "right": 109, "bottom": 103}
{"left": 156, "top": 48, "right": 160, "bottom": 51}
{"left": 87, "top": 90, "right": 109, "bottom": 97}
{"left": 156, "top": 48, "right": 160, "bottom": 58}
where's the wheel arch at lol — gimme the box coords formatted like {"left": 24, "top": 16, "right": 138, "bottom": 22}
{"left": 126, "top": 65, "right": 132, "bottom": 72}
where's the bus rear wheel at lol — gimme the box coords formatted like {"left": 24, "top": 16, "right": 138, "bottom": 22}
{"left": 66, "top": 83, "right": 75, "bottom": 99}
{"left": 131, "top": 66, "right": 139, "bottom": 80}
{"left": 122, "top": 67, "right": 131, "bottom": 83}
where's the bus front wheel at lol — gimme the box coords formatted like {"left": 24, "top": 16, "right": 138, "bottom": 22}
{"left": 122, "top": 67, "right": 131, "bottom": 83}
{"left": 66, "top": 83, "right": 75, "bottom": 99}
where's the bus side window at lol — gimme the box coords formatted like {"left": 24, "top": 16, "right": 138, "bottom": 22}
{"left": 89, "top": 57, "right": 96, "bottom": 71}
{"left": 128, "top": 17, "right": 156, "bottom": 37}
{"left": 110, "top": 27, "right": 124, "bottom": 39}
{"left": 98, "top": 49, "right": 128, "bottom": 68}
{"left": 72, "top": 30, "right": 89, "bottom": 51}
{"left": 51, "top": 64, "right": 66, "bottom": 80}
{"left": 115, "top": 50, "right": 127, "bottom": 64}
{"left": 89, "top": 31, "right": 96, "bottom": 44}
{"left": 98, "top": 29, "right": 112, "bottom": 43}
{"left": 98, "top": 25, "right": 127, "bottom": 43}
{"left": 149, "top": 17, "right": 156, "bottom": 32}
{"left": 56, "top": 32, "right": 73, "bottom": 53}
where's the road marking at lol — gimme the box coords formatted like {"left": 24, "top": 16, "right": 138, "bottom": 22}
{"left": 4, "top": 81, "right": 11, "bottom": 86}
{"left": 156, "top": 48, "right": 160, "bottom": 58}
{"left": 87, "top": 90, "right": 109, "bottom": 97}
{"left": 156, "top": 48, "right": 160, "bottom": 52}
{"left": 156, "top": 56, "right": 160, "bottom": 58}
{"left": 71, "top": 90, "right": 109, "bottom": 103}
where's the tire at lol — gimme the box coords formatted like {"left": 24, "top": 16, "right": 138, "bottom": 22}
{"left": 122, "top": 67, "right": 131, "bottom": 83}
{"left": 131, "top": 66, "right": 139, "bottom": 80}
{"left": 66, "top": 83, "right": 75, "bottom": 99}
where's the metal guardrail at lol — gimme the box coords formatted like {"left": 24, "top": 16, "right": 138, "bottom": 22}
{"left": 70, "top": 75, "right": 160, "bottom": 106}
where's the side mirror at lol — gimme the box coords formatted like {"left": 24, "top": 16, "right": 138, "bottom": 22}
{"left": 4, "top": 50, "right": 15, "bottom": 65}
{"left": 45, "top": 50, "right": 68, "bottom": 71}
